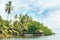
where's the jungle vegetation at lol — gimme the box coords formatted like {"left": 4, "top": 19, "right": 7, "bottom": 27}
{"left": 0, "top": 1, "right": 53, "bottom": 37}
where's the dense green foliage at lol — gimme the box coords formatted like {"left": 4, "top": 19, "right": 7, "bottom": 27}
{"left": 0, "top": 1, "right": 53, "bottom": 37}
{"left": 0, "top": 14, "right": 53, "bottom": 37}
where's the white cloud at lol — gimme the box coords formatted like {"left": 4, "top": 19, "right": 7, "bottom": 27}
{"left": 37, "top": 0, "right": 60, "bottom": 8}
{"left": 42, "top": 10, "right": 60, "bottom": 29}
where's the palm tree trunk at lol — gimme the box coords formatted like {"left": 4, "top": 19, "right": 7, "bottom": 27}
{"left": 7, "top": 14, "right": 9, "bottom": 20}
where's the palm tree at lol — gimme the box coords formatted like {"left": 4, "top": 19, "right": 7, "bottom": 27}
{"left": 14, "top": 14, "right": 18, "bottom": 21}
{"left": 5, "top": 1, "right": 13, "bottom": 20}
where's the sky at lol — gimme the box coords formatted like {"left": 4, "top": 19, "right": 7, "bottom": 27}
{"left": 0, "top": 0, "right": 60, "bottom": 33}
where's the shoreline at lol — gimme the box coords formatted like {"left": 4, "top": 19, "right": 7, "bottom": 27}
{"left": 0, "top": 33, "right": 54, "bottom": 38}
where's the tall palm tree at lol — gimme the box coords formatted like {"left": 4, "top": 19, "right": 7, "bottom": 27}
{"left": 5, "top": 1, "right": 13, "bottom": 20}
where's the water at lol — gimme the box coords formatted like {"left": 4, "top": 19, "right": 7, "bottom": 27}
{"left": 0, "top": 29, "right": 60, "bottom": 40}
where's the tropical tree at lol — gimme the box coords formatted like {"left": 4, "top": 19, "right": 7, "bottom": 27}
{"left": 16, "top": 14, "right": 33, "bottom": 36}
{"left": 15, "top": 14, "right": 17, "bottom": 19}
{"left": 27, "top": 21, "right": 40, "bottom": 34}
{"left": 14, "top": 14, "right": 18, "bottom": 21}
{"left": 0, "top": 16, "right": 3, "bottom": 30}
{"left": 5, "top": 1, "right": 13, "bottom": 20}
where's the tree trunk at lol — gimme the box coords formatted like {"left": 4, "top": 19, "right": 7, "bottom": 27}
{"left": 7, "top": 14, "right": 9, "bottom": 20}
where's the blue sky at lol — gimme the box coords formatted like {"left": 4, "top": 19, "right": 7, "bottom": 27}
{"left": 0, "top": 0, "right": 60, "bottom": 33}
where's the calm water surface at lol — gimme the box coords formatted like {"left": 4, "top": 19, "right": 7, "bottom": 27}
{"left": 0, "top": 29, "right": 60, "bottom": 40}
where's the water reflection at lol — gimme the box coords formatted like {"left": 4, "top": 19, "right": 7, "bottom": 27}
{"left": 0, "top": 29, "right": 60, "bottom": 40}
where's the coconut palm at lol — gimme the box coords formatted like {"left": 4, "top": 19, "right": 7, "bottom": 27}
{"left": 14, "top": 14, "right": 18, "bottom": 21}
{"left": 5, "top": 1, "right": 13, "bottom": 20}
